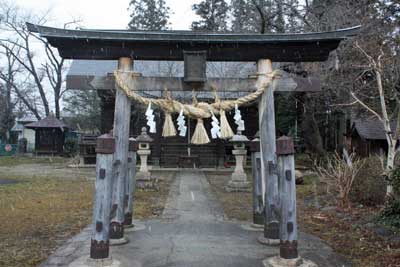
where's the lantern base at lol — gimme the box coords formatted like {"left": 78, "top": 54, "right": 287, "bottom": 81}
{"left": 263, "top": 256, "right": 318, "bottom": 267}
{"left": 225, "top": 178, "right": 250, "bottom": 192}
{"left": 136, "top": 171, "right": 151, "bottom": 181}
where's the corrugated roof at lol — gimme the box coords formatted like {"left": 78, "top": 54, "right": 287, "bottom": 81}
{"left": 25, "top": 116, "right": 70, "bottom": 129}
{"left": 353, "top": 118, "right": 397, "bottom": 140}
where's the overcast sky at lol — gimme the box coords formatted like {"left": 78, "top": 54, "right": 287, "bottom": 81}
{"left": 14, "top": 0, "right": 202, "bottom": 30}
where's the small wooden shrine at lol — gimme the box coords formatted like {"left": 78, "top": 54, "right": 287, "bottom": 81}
{"left": 25, "top": 115, "right": 69, "bottom": 155}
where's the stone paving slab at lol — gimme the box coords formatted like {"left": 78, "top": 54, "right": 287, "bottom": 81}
{"left": 39, "top": 171, "right": 350, "bottom": 267}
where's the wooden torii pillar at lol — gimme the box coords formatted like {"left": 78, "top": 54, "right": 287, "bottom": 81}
{"left": 257, "top": 59, "right": 280, "bottom": 245}
{"left": 109, "top": 57, "right": 133, "bottom": 244}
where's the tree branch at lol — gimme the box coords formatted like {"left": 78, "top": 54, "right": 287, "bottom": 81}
{"left": 350, "top": 91, "right": 383, "bottom": 121}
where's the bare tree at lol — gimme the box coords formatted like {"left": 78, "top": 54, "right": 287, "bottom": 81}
{"left": 0, "top": 45, "right": 17, "bottom": 141}
{"left": 0, "top": 42, "right": 42, "bottom": 120}
{"left": 349, "top": 42, "right": 400, "bottom": 196}
{"left": 0, "top": 2, "right": 68, "bottom": 119}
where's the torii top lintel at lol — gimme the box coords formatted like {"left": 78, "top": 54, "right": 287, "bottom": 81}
{"left": 27, "top": 23, "right": 360, "bottom": 62}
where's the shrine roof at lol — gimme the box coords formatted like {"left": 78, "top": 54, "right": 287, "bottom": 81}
{"left": 25, "top": 116, "right": 69, "bottom": 129}
{"left": 27, "top": 23, "right": 360, "bottom": 62}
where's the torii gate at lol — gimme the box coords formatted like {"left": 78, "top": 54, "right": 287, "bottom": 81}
{"left": 27, "top": 23, "right": 360, "bottom": 267}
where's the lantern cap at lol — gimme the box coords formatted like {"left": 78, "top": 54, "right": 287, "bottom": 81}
{"left": 230, "top": 130, "right": 249, "bottom": 143}
{"left": 136, "top": 127, "right": 153, "bottom": 142}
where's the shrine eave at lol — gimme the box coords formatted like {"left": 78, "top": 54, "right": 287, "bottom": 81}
{"left": 26, "top": 23, "right": 361, "bottom": 62}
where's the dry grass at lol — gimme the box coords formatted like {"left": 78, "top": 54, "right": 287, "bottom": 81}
{"left": 0, "top": 156, "right": 68, "bottom": 167}
{"left": 205, "top": 171, "right": 252, "bottom": 221}
{"left": 0, "top": 157, "right": 175, "bottom": 267}
{"left": 134, "top": 171, "right": 176, "bottom": 219}
{"left": 297, "top": 174, "right": 400, "bottom": 267}
{"left": 206, "top": 168, "right": 400, "bottom": 267}
{"left": 0, "top": 176, "right": 93, "bottom": 267}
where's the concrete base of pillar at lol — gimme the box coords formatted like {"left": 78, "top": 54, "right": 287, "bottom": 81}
{"left": 68, "top": 256, "right": 120, "bottom": 267}
{"left": 123, "top": 223, "right": 134, "bottom": 229}
{"left": 257, "top": 235, "right": 280, "bottom": 246}
{"left": 124, "top": 222, "right": 146, "bottom": 232}
{"left": 86, "top": 257, "right": 115, "bottom": 267}
{"left": 109, "top": 237, "right": 129, "bottom": 246}
{"left": 251, "top": 223, "right": 264, "bottom": 229}
{"left": 263, "top": 256, "right": 318, "bottom": 267}
{"left": 240, "top": 223, "right": 264, "bottom": 232}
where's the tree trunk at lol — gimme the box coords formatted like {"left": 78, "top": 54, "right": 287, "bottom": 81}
{"left": 54, "top": 94, "right": 60, "bottom": 119}
{"left": 302, "top": 104, "right": 325, "bottom": 157}
{"left": 386, "top": 142, "right": 396, "bottom": 196}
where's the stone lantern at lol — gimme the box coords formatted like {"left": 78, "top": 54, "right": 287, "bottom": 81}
{"left": 136, "top": 127, "right": 153, "bottom": 188}
{"left": 226, "top": 130, "right": 250, "bottom": 192}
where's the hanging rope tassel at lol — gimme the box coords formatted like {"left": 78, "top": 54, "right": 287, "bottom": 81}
{"left": 191, "top": 118, "right": 210, "bottom": 145}
{"left": 162, "top": 112, "right": 177, "bottom": 137}
{"left": 219, "top": 110, "right": 234, "bottom": 139}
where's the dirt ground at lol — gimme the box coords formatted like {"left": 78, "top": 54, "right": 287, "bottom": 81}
{"left": 0, "top": 156, "right": 175, "bottom": 267}
{"left": 205, "top": 170, "right": 400, "bottom": 267}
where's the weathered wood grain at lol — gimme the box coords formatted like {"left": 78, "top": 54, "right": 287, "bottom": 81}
{"left": 66, "top": 73, "right": 320, "bottom": 92}
{"left": 257, "top": 59, "right": 280, "bottom": 240}
{"left": 251, "top": 149, "right": 264, "bottom": 225}
{"left": 124, "top": 148, "right": 137, "bottom": 226}
{"left": 109, "top": 57, "right": 133, "bottom": 240}
{"left": 277, "top": 137, "right": 298, "bottom": 259}
{"left": 90, "top": 135, "right": 114, "bottom": 259}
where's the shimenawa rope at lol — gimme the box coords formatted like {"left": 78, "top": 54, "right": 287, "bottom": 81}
{"left": 114, "top": 70, "right": 281, "bottom": 144}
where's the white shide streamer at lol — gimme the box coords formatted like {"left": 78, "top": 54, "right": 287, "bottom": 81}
{"left": 176, "top": 109, "right": 187, "bottom": 137}
{"left": 210, "top": 111, "right": 221, "bottom": 139}
{"left": 145, "top": 103, "right": 156, "bottom": 133}
{"left": 234, "top": 103, "right": 245, "bottom": 131}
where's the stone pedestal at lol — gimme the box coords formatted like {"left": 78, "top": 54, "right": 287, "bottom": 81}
{"left": 226, "top": 149, "right": 250, "bottom": 192}
{"left": 136, "top": 149, "right": 152, "bottom": 189}
{"left": 263, "top": 256, "right": 317, "bottom": 267}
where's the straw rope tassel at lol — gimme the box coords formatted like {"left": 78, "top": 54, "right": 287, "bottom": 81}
{"left": 219, "top": 110, "right": 234, "bottom": 139}
{"left": 191, "top": 118, "right": 210, "bottom": 145}
{"left": 162, "top": 112, "right": 177, "bottom": 137}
